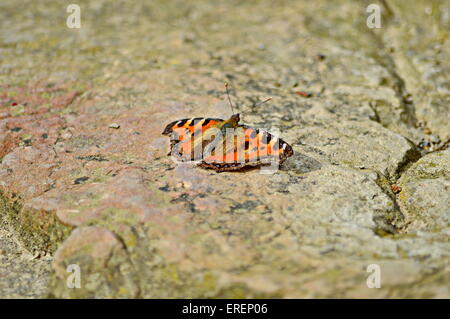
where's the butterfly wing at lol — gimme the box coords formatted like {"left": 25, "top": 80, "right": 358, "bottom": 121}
{"left": 162, "top": 117, "right": 224, "bottom": 160}
{"left": 163, "top": 118, "right": 293, "bottom": 171}
{"left": 162, "top": 117, "right": 223, "bottom": 136}
{"left": 200, "top": 125, "right": 293, "bottom": 172}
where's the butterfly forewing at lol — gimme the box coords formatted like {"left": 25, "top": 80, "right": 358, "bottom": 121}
{"left": 162, "top": 117, "right": 225, "bottom": 161}
{"left": 162, "top": 117, "right": 223, "bottom": 136}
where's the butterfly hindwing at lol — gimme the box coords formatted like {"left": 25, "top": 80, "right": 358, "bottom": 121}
{"left": 200, "top": 125, "right": 293, "bottom": 171}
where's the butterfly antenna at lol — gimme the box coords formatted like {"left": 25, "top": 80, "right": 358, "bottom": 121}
{"left": 225, "top": 82, "right": 235, "bottom": 115}
{"left": 254, "top": 97, "right": 272, "bottom": 107}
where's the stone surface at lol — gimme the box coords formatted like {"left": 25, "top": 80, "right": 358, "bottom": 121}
{"left": 398, "top": 149, "right": 450, "bottom": 232}
{"left": 0, "top": 226, "right": 51, "bottom": 298}
{"left": 50, "top": 226, "right": 138, "bottom": 298}
{"left": 0, "top": 0, "right": 448, "bottom": 298}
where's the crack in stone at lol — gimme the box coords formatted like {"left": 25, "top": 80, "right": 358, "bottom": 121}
{"left": 366, "top": 26, "right": 418, "bottom": 131}
{"left": 105, "top": 227, "right": 143, "bottom": 298}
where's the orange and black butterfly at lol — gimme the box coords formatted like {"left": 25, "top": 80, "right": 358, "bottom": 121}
{"left": 162, "top": 84, "right": 293, "bottom": 172}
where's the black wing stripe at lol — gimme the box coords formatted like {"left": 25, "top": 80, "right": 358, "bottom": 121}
{"left": 177, "top": 119, "right": 189, "bottom": 127}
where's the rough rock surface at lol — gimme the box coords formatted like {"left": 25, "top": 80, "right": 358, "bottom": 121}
{"left": 398, "top": 149, "right": 450, "bottom": 232}
{"left": 0, "top": 226, "right": 51, "bottom": 298}
{"left": 0, "top": 0, "right": 448, "bottom": 298}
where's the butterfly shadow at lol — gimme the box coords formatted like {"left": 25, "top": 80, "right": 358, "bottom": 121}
{"left": 281, "top": 152, "right": 322, "bottom": 174}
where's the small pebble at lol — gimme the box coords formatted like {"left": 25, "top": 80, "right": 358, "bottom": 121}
{"left": 418, "top": 140, "right": 431, "bottom": 150}
{"left": 430, "top": 135, "right": 441, "bottom": 144}
{"left": 61, "top": 132, "right": 72, "bottom": 139}
{"left": 74, "top": 176, "right": 89, "bottom": 184}
{"left": 391, "top": 184, "right": 402, "bottom": 194}
{"left": 29, "top": 252, "right": 40, "bottom": 260}
{"left": 183, "top": 181, "right": 192, "bottom": 189}
{"left": 316, "top": 53, "right": 326, "bottom": 61}
{"left": 403, "top": 94, "right": 413, "bottom": 104}
{"left": 295, "top": 91, "right": 312, "bottom": 98}
{"left": 109, "top": 123, "right": 120, "bottom": 129}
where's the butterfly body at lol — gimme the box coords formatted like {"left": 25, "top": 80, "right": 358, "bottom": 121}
{"left": 162, "top": 114, "right": 293, "bottom": 172}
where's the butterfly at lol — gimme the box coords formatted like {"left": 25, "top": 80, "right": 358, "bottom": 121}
{"left": 162, "top": 84, "right": 293, "bottom": 172}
